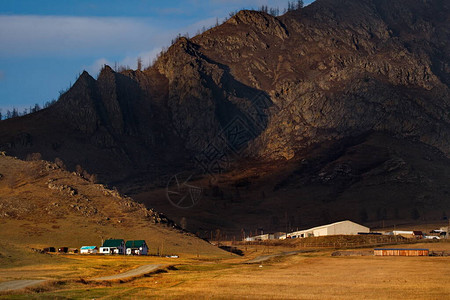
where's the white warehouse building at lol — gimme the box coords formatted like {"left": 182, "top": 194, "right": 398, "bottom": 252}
{"left": 281, "top": 220, "right": 370, "bottom": 239}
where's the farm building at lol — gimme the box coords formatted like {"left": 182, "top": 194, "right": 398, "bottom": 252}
{"left": 80, "top": 246, "right": 98, "bottom": 254}
{"left": 100, "top": 239, "right": 125, "bottom": 254}
{"left": 58, "top": 247, "right": 68, "bottom": 253}
{"left": 281, "top": 220, "right": 370, "bottom": 239}
{"left": 387, "top": 230, "right": 415, "bottom": 238}
{"left": 244, "top": 232, "right": 292, "bottom": 241}
{"left": 374, "top": 248, "right": 429, "bottom": 256}
{"left": 125, "top": 240, "right": 148, "bottom": 255}
{"left": 245, "top": 234, "right": 274, "bottom": 241}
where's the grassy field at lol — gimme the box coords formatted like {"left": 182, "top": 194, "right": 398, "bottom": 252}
{"left": 1, "top": 240, "right": 449, "bottom": 299}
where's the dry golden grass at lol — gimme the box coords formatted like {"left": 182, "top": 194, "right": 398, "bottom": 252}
{"left": 1, "top": 154, "right": 449, "bottom": 299}
{"left": 1, "top": 241, "right": 448, "bottom": 299}
{"left": 0, "top": 155, "right": 226, "bottom": 264}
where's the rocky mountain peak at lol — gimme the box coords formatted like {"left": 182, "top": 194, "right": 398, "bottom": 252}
{"left": 98, "top": 64, "right": 115, "bottom": 77}
{"left": 0, "top": 0, "right": 449, "bottom": 188}
{"left": 228, "top": 10, "right": 289, "bottom": 39}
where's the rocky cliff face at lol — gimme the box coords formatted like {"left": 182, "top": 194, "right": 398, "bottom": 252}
{"left": 0, "top": 0, "right": 448, "bottom": 199}
{"left": 181, "top": 0, "right": 450, "bottom": 161}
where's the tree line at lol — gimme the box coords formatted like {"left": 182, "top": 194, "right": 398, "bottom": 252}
{"left": 0, "top": 100, "right": 56, "bottom": 121}
{"left": 258, "top": 0, "right": 304, "bottom": 16}
{"left": 1, "top": 0, "right": 306, "bottom": 120}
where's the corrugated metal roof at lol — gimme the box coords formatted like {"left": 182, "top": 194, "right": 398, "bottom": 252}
{"left": 80, "top": 246, "right": 97, "bottom": 250}
{"left": 288, "top": 220, "right": 369, "bottom": 236}
{"left": 125, "top": 240, "right": 146, "bottom": 248}
{"left": 102, "top": 239, "right": 124, "bottom": 247}
{"left": 374, "top": 248, "right": 429, "bottom": 251}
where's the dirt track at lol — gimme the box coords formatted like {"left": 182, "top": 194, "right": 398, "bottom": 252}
{"left": 244, "top": 250, "right": 316, "bottom": 264}
{"left": 0, "top": 280, "right": 47, "bottom": 291}
{"left": 93, "top": 264, "right": 165, "bottom": 281}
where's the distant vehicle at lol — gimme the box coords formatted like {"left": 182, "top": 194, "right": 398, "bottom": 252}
{"left": 424, "top": 235, "right": 440, "bottom": 240}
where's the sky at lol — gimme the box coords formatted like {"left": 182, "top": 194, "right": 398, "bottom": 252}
{"left": 0, "top": 0, "right": 314, "bottom": 112}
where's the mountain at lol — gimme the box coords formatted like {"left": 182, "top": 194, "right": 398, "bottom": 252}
{"left": 0, "top": 0, "right": 449, "bottom": 235}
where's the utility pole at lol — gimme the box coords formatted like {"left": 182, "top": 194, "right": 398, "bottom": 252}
{"left": 447, "top": 218, "right": 449, "bottom": 239}
{"left": 285, "top": 211, "right": 288, "bottom": 239}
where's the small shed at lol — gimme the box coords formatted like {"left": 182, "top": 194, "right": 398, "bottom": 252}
{"left": 43, "top": 247, "right": 56, "bottom": 253}
{"left": 374, "top": 248, "right": 429, "bottom": 256}
{"left": 413, "top": 231, "right": 423, "bottom": 238}
{"left": 125, "top": 240, "right": 148, "bottom": 255}
{"left": 80, "top": 246, "right": 98, "bottom": 254}
{"left": 100, "top": 239, "right": 125, "bottom": 255}
{"left": 68, "top": 248, "right": 78, "bottom": 254}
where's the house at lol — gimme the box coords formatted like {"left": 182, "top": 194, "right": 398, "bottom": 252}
{"left": 125, "top": 240, "right": 148, "bottom": 255}
{"left": 58, "top": 247, "right": 68, "bottom": 253}
{"left": 80, "top": 246, "right": 98, "bottom": 254}
{"left": 68, "top": 248, "right": 78, "bottom": 254}
{"left": 280, "top": 220, "right": 370, "bottom": 239}
{"left": 99, "top": 239, "right": 125, "bottom": 254}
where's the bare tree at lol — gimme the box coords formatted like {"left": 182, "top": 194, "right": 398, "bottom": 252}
{"left": 88, "top": 173, "right": 97, "bottom": 183}
{"left": 26, "top": 153, "right": 42, "bottom": 161}
{"left": 11, "top": 108, "right": 18, "bottom": 118}
{"left": 137, "top": 57, "right": 142, "bottom": 71}
{"left": 54, "top": 158, "right": 66, "bottom": 170}
{"left": 180, "top": 217, "right": 187, "bottom": 230}
{"left": 75, "top": 164, "right": 84, "bottom": 176}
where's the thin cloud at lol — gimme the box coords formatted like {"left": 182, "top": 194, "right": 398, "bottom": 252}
{"left": 0, "top": 15, "right": 163, "bottom": 57}
{"left": 83, "top": 17, "right": 218, "bottom": 76}
{"left": 0, "top": 71, "right": 4, "bottom": 80}
{"left": 85, "top": 48, "right": 163, "bottom": 75}
{"left": 0, "top": 14, "right": 218, "bottom": 61}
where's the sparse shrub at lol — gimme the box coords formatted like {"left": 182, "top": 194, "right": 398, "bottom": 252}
{"left": 26, "top": 152, "right": 42, "bottom": 161}
{"left": 54, "top": 158, "right": 66, "bottom": 170}
{"left": 75, "top": 164, "right": 83, "bottom": 175}
{"left": 88, "top": 173, "right": 97, "bottom": 183}
{"left": 180, "top": 217, "right": 187, "bottom": 230}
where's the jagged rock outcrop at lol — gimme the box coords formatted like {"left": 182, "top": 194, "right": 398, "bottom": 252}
{"left": 0, "top": 0, "right": 448, "bottom": 182}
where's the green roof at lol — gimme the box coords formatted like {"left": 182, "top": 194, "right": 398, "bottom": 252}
{"left": 125, "top": 240, "right": 147, "bottom": 248}
{"left": 102, "top": 239, "right": 124, "bottom": 247}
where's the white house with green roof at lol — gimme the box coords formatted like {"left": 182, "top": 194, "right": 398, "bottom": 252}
{"left": 99, "top": 239, "right": 125, "bottom": 254}
{"left": 125, "top": 240, "right": 148, "bottom": 255}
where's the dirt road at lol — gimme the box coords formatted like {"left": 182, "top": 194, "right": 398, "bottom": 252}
{"left": 244, "top": 250, "right": 316, "bottom": 264}
{"left": 93, "top": 264, "right": 165, "bottom": 281}
{"left": 0, "top": 280, "right": 47, "bottom": 291}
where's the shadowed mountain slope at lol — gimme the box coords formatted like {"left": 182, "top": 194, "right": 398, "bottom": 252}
{"left": 0, "top": 0, "right": 449, "bottom": 234}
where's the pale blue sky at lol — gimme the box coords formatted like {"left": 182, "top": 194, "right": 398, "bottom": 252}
{"left": 0, "top": 0, "right": 314, "bottom": 112}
